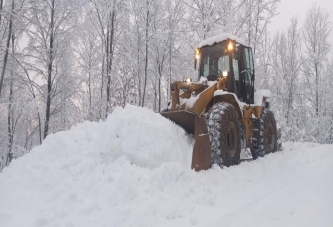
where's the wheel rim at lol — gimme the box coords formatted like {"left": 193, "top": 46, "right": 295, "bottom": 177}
{"left": 225, "top": 122, "right": 237, "bottom": 157}
{"left": 267, "top": 123, "right": 275, "bottom": 152}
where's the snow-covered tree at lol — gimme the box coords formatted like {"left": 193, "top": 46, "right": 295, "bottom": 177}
{"left": 301, "top": 3, "right": 332, "bottom": 142}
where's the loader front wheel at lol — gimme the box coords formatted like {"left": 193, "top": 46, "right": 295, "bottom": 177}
{"left": 206, "top": 102, "right": 241, "bottom": 168}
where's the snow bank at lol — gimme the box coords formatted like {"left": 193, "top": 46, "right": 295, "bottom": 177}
{"left": 1, "top": 106, "right": 333, "bottom": 227}
{"left": 98, "top": 105, "right": 193, "bottom": 168}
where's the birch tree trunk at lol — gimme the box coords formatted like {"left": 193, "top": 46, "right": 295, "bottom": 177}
{"left": 0, "top": 0, "right": 3, "bottom": 23}
{"left": 142, "top": 1, "right": 149, "bottom": 107}
{"left": 0, "top": 0, "right": 14, "bottom": 98}
{"left": 5, "top": 15, "right": 15, "bottom": 166}
{"left": 6, "top": 79, "right": 13, "bottom": 166}
{"left": 44, "top": 0, "right": 55, "bottom": 139}
{"left": 106, "top": 5, "right": 115, "bottom": 114}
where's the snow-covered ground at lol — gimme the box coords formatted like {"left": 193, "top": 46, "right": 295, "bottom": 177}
{"left": 0, "top": 105, "right": 332, "bottom": 227}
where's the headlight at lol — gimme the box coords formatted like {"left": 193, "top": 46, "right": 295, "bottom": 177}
{"left": 227, "top": 41, "right": 234, "bottom": 51}
{"left": 222, "top": 71, "right": 228, "bottom": 77}
{"left": 195, "top": 48, "right": 200, "bottom": 59}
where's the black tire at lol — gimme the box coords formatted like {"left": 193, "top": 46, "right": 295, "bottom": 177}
{"left": 206, "top": 102, "right": 241, "bottom": 168}
{"left": 251, "top": 109, "right": 278, "bottom": 159}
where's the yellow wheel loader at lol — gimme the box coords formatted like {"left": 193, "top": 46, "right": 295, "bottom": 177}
{"left": 161, "top": 34, "right": 281, "bottom": 171}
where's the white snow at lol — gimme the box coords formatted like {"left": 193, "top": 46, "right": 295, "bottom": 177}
{"left": 197, "top": 33, "right": 247, "bottom": 48}
{"left": 214, "top": 90, "right": 247, "bottom": 114}
{"left": 180, "top": 82, "right": 217, "bottom": 109}
{"left": 207, "top": 81, "right": 217, "bottom": 87}
{"left": 198, "top": 76, "right": 207, "bottom": 83}
{"left": 1, "top": 105, "right": 333, "bottom": 227}
{"left": 180, "top": 95, "right": 197, "bottom": 109}
{"left": 254, "top": 89, "right": 271, "bottom": 105}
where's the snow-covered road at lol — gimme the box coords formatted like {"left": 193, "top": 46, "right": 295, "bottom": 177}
{"left": 0, "top": 105, "right": 332, "bottom": 227}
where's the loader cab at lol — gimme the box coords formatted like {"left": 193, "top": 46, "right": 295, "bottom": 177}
{"left": 195, "top": 35, "right": 255, "bottom": 104}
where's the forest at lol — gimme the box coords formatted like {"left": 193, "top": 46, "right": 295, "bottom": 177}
{"left": 0, "top": 0, "right": 332, "bottom": 169}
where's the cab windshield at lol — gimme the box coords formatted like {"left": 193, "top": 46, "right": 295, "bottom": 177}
{"left": 199, "top": 41, "right": 230, "bottom": 79}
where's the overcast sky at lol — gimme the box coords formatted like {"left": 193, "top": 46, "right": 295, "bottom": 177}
{"left": 270, "top": 0, "right": 333, "bottom": 45}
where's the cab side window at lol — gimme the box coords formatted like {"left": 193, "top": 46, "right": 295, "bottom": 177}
{"left": 233, "top": 59, "right": 239, "bottom": 81}
{"left": 243, "top": 48, "right": 254, "bottom": 75}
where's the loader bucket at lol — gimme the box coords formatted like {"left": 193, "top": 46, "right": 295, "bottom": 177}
{"left": 160, "top": 111, "right": 211, "bottom": 171}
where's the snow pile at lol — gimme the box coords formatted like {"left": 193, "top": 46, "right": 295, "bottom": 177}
{"left": 1, "top": 105, "right": 333, "bottom": 227}
{"left": 97, "top": 105, "right": 193, "bottom": 168}
{"left": 2, "top": 105, "right": 193, "bottom": 171}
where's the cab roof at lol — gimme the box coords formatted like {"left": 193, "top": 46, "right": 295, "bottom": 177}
{"left": 197, "top": 33, "right": 247, "bottom": 48}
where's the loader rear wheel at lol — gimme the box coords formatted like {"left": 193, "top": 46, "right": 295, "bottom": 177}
{"left": 206, "top": 102, "right": 241, "bottom": 168}
{"left": 251, "top": 109, "right": 278, "bottom": 158}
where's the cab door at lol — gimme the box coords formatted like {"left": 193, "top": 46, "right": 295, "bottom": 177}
{"left": 240, "top": 47, "right": 255, "bottom": 104}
